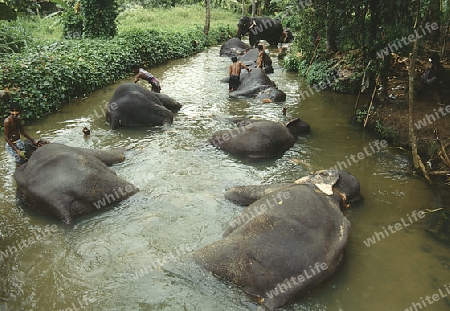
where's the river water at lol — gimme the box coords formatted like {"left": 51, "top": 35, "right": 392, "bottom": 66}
{"left": 1, "top": 45, "right": 449, "bottom": 311}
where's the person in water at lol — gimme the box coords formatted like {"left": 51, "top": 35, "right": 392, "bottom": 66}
{"left": 133, "top": 66, "right": 161, "bottom": 93}
{"left": 4, "top": 102, "right": 39, "bottom": 166}
{"left": 229, "top": 56, "right": 251, "bottom": 91}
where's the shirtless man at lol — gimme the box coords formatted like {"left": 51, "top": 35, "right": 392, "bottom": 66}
{"left": 229, "top": 56, "right": 251, "bottom": 91}
{"left": 4, "top": 102, "right": 38, "bottom": 165}
{"left": 133, "top": 66, "right": 161, "bottom": 93}
{"left": 256, "top": 44, "right": 265, "bottom": 69}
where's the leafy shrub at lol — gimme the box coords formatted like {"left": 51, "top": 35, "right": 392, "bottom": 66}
{"left": 81, "top": 0, "right": 118, "bottom": 39}
{"left": 61, "top": 0, "right": 83, "bottom": 39}
{"left": 0, "top": 22, "right": 30, "bottom": 53}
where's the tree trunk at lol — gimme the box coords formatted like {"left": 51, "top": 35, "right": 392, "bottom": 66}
{"left": 204, "top": 0, "right": 210, "bottom": 36}
{"left": 409, "top": 30, "right": 431, "bottom": 182}
{"left": 325, "top": 1, "right": 338, "bottom": 53}
{"left": 368, "top": 0, "right": 381, "bottom": 59}
{"left": 251, "top": 0, "right": 256, "bottom": 17}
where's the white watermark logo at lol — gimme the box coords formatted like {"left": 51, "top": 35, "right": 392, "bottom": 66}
{"left": 93, "top": 185, "right": 139, "bottom": 210}
{"left": 229, "top": 190, "right": 291, "bottom": 228}
{"left": 265, "top": 261, "right": 328, "bottom": 299}
{"left": 376, "top": 22, "right": 439, "bottom": 59}
{"left": 328, "top": 140, "right": 388, "bottom": 171}
{"left": 414, "top": 104, "right": 450, "bottom": 130}
{"left": 363, "top": 210, "right": 426, "bottom": 247}
{"left": 298, "top": 70, "right": 350, "bottom": 101}
{"left": 0, "top": 225, "right": 59, "bottom": 262}
{"left": 404, "top": 282, "right": 450, "bottom": 310}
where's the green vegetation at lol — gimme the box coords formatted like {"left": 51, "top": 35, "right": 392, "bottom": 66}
{"left": 0, "top": 4, "right": 238, "bottom": 121}
{"left": 279, "top": 0, "right": 450, "bottom": 98}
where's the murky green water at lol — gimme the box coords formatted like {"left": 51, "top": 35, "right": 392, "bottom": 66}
{"left": 1, "top": 46, "right": 449, "bottom": 311}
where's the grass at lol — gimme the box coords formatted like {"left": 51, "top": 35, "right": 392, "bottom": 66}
{"left": 4, "top": 4, "right": 239, "bottom": 43}
{"left": 117, "top": 4, "right": 239, "bottom": 32}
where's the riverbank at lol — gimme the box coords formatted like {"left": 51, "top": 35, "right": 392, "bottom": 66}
{"left": 286, "top": 48, "right": 450, "bottom": 243}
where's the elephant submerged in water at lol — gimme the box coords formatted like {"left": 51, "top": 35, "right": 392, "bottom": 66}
{"left": 224, "top": 68, "right": 285, "bottom": 101}
{"left": 209, "top": 118, "right": 310, "bottom": 159}
{"left": 106, "top": 83, "right": 182, "bottom": 130}
{"left": 220, "top": 37, "right": 251, "bottom": 58}
{"left": 14, "top": 143, "right": 139, "bottom": 226}
{"left": 194, "top": 170, "right": 362, "bottom": 310}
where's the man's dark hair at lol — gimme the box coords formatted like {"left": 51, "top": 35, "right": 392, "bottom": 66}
{"left": 10, "top": 102, "right": 21, "bottom": 111}
{"left": 231, "top": 56, "right": 238, "bottom": 63}
{"left": 257, "top": 44, "right": 263, "bottom": 51}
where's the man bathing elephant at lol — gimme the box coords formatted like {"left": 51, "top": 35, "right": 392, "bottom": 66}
{"left": 209, "top": 118, "right": 310, "bottom": 159}
{"left": 4, "top": 102, "right": 42, "bottom": 166}
{"left": 221, "top": 38, "right": 274, "bottom": 74}
{"left": 194, "top": 170, "right": 362, "bottom": 310}
{"left": 14, "top": 143, "right": 139, "bottom": 226}
{"left": 105, "top": 83, "right": 182, "bottom": 130}
{"left": 229, "top": 56, "right": 251, "bottom": 91}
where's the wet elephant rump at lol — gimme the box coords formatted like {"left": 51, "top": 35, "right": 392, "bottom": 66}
{"left": 115, "top": 99, "right": 173, "bottom": 127}
{"left": 195, "top": 185, "right": 350, "bottom": 308}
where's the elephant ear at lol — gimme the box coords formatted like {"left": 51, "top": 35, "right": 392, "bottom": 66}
{"left": 285, "top": 117, "right": 310, "bottom": 136}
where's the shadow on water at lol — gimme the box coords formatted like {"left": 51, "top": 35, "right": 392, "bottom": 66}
{"left": 0, "top": 45, "right": 449, "bottom": 310}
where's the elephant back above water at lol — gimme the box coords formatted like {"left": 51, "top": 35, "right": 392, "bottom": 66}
{"left": 220, "top": 38, "right": 251, "bottom": 57}
{"left": 226, "top": 68, "right": 285, "bottom": 102}
{"left": 14, "top": 143, "right": 139, "bottom": 226}
{"left": 106, "top": 83, "right": 182, "bottom": 130}
{"left": 209, "top": 118, "right": 310, "bottom": 159}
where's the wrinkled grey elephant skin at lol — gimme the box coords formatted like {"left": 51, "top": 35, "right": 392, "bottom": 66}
{"left": 209, "top": 118, "right": 309, "bottom": 159}
{"left": 14, "top": 144, "right": 139, "bottom": 226}
{"left": 210, "top": 120, "right": 293, "bottom": 158}
{"left": 225, "top": 68, "right": 285, "bottom": 102}
{"left": 225, "top": 170, "right": 363, "bottom": 207}
{"left": 194, "top": 184, "right": 351, "bottom": 310}
{"left": 106, "top": 83, "right": 182, "bottom": 130}
{"left": 220, "top": 38, "right": 251, "bottom": 57}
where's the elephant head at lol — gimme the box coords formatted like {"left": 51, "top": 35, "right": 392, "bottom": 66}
{"left": 236, "top": 16, "right": 252, "bottom": 39}
{"left": 285, "top": 118, "right": 310, "bottom": 137}
{"left": 280, "top": 28, "right": 294, "bottom": 43}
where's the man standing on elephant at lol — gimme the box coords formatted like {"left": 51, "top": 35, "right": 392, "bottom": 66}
{"left": 229, "top": 56, "right": 251, "bottom": 91}
{"left": 133, "top": 66, "right": 161, "bottom": 93}
{"left": 256, "top": 44, "right": 266, "bottom": 69}
{"left": 4, "top": 102, "right": 39, "bottom": 166}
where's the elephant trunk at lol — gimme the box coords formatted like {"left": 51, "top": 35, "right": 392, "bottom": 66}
{"left": 236, "top": 27, "right": 242, "bottom": 39}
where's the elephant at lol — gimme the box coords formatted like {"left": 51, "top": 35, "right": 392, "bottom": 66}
{"left": 236, "top": 16, "right": 283, "bottom": 47}
{"left": 105, "top": 83, "right": 182, "bottom": 130}
{"left": 280, "top": 28, "right": 294, "bottom": 43}
{"left": 209, "top": 118, "right": 310, "bottom": 159}
{"left": 14, "top": 143, "right": 139, "bottom": 226}
{"left": 194, "top": 170, "right": 362, "bottom": 310}
{"left": 223, "top": 68, "right": 285, "bottom": 102}
{"left": 220, "top": 38, "right": 251, "bottom": 58}
{"left": 239, "top": 48, "right": 274, "bottom": 74}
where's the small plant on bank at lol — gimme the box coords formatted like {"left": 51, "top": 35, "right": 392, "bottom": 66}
{"left": 375, "top": 119, "right": 399, "bottom": 143}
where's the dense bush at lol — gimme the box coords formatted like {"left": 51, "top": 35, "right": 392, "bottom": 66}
{"left": 0, "top": 22, "right": 30, "bottom": 53}
{"left": 0, "top": 24, "right": 235, "bottom": 121}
